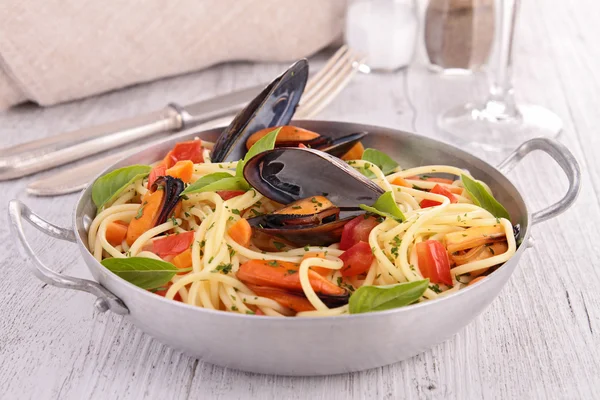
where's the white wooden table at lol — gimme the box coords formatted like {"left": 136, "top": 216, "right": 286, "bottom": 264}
{"left": 1, "top": 1, "right": 599, "bottom": 398}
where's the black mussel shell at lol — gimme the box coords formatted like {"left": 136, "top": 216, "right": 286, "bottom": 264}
{"left": 248, "top": 213, "right": 362, "bottom": 247}
{"left": 273, "top": 131, "right": 367, "bottom": 158}
{"left": 243, "top": 147, "right": 384, "bottom": 208}
{"left": 312, "top": 131, "right": 367, "bottom": 158}
{"left": 151, "top": 176, "right": 185, "bottom": 225}
{"left": 211, "top": 59, "right": 309, "bottom": 163}
{"left": 317, "top": 291, "right": 350, "bottom": 308}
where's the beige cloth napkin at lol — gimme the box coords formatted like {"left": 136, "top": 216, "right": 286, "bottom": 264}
{"left": 0, "top": 0, "right": 345, "bottom": 109}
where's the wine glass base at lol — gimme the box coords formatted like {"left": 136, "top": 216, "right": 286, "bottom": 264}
{"left": 438, "top": 103, "right": 563, "bottom": 151}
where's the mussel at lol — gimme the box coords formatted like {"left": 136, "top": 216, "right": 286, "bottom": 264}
{"left": 209, "top": 59, "right": 368, "bottom": 165}
{"left": 245, "top": 126, "right": 367, "bottom": 159}
{"left": 126, "top": 176, "right": 185, "bottom": 245}
{"left": 243, "top": 147, "right": 384, "bottom": 246}
{"left": 151, "top": 176, "right": 185, "bottom": 225}
{"left": 211, "top": 60, "right": 310, "bottom": 163}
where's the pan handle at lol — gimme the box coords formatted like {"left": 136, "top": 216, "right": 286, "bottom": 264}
{"left": 8, "top": 200, "right": 129, "bottom": 315}
{"left": 497, "top": 138, "right": 581, "bottom": 226}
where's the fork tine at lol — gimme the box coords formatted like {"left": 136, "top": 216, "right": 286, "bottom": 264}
{"left": 296, "top": 52, "right": 365, "bottom": 119}
{"left": 303, "top": 45, "right": 349, "bottom": 95}
{"left": 299, "top": 48, "right": 359, "bottom": 108}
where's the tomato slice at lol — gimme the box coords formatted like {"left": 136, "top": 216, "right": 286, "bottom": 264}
{"left": 420, "top": 184, "right": 458, "bottom": 208}
{"left": 164, "top": 140, "right": 204, "bottom": 167}
{"left": 152, "top": 231, "right": 195, "bottom": 257}
{"left": 148, "top": 163, "right": 167, "bottom": 187}
{"left": 416, "top": 240, "right": 452, "bottom": 285}
{"left": 339, "top": 241, "right": 374, "bottom": 277}
{"left": 339, "top": 216, "right": 379, "bottom": 250}
{"left": 217, "top": 190, "right": 246, "bottom": 200}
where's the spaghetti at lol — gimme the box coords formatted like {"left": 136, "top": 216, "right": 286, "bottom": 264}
{"left": 88, "top": 132, "right": 516, "bottom": 317}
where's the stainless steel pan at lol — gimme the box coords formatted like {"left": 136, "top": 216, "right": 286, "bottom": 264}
{"left": 8, "top": 121, "right": 581, "bottom": 376}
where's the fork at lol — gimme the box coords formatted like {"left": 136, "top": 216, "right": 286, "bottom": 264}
{"left": 26, "top": 47, "right": 365, "bottom": 196}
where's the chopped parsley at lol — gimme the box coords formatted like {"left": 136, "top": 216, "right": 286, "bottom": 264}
{"left": 213, "top": 263, "right": 233, "bottom": 274}
{"left": 267, "top": 260, "right": 279, "bottom": 267}
{"left": 135, "top": 201, "right": 148, "bottom": 219}
{"left": 231, "top": 209, "right": 240, "bottom": 215}
{"left": 273, "top": 241, "right": 286, "bottom": 251}
{"left": 429, "top": 284, "right": 442, "bottom": 294}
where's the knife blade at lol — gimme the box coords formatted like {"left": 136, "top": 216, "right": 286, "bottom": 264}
{"left": 26, "top": 117, "right": 233, "bottom": 196}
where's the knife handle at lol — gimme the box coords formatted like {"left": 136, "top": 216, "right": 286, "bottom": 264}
{"left": 0, "top": 106, "right": 183, "bottom": 180}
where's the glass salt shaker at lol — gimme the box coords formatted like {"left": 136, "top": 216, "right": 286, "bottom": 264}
{"left": 345, "top": 0, "right": 419, "bottom": 72}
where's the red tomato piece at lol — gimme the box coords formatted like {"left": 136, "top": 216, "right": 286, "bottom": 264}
{"left": 148, "top": 164, "right": 167, "bottom": 187}
{"left": 339, "top": 241, "right": 374, "bottom": 277}
{"left": 339, "top": 216, "right": 379, "bottom": 250}
{"left": 217, "top": 190, "right": 246, "bottom": 200}
{"left": 416, "top": 240, "right": 452, "bottom": 285}
{"left": 152, "top": 231, "right": 195, "bottom": 257}
{"left": 420, "top": 184, "right": 458, "bottom": 208}
{"left": 165, "top": 140, "right": 204, "bottom": 166}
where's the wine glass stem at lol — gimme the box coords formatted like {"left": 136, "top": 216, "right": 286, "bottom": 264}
{"left": 486, "top": 0, "right": 520, "bottom": 118}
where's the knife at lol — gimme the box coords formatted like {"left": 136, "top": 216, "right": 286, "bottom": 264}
{"left": 0, "top": 84, "right": 263, "bottom": 181}
{"left": 26, "top": 117, "right": 232, "bottom": 196}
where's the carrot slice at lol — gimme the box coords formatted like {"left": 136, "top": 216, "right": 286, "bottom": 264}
{"left": 341, "top": 142, "right": 365, "bottom": 161}
{"left": 391, "top": 176, "right": 411, "bottom": 187}
{"left": 166, "top": 160, "right": 194, "bottom": 183}
{"left": 106, "top": 220, "right": 128, "bottom": 246}
{"left": 237, "top": 260, "right": 345, "bottom": 296}
{"left": 246, "top": 284, "right": 315, "bottom": 312}
{"left": 126, "top": 190, "right": 164, "bottom": 246}
{"left": 172, "top": 249, "right": 193, "bottom": 270}
{"left": 228, "top": 218, "right": 252, "bottom": 248}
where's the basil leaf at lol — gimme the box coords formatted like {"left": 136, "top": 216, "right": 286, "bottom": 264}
{"left": 92, "top": 165, "right": 151, "bottom": 209}
{"left": 197, "top": 176, "right": 250, "bottom": 193}
{"left": 461, "top": 174, "right": 510, "bottom": 220}
{"left": 349, "top": 279, "right": 429, "bottom": 314}
{"left": 362, "top": 148, "right": 399, "bottom": 175}
{"left": 359, "top": 191, "right": 405, "bottom": 221}
{"left": 181, "top": 172, "right": 233, "bottom": 195}
{"left": 236, "top": 127, "right": 282, "bottom": 177}
{"left": 101, "top": 257, "right": 178, "bottom": 290}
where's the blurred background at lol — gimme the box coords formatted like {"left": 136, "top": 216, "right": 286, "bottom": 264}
{"left": 0, "top": 0, "right": 574, "bottom": 155}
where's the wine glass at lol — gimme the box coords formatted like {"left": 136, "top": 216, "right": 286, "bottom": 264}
{"left": 437, "top": 0, "right": 562, "bottom": 151}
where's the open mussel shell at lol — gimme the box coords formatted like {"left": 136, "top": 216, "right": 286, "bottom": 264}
{"left": 246, "top": 126, "right": 367, "bottom": 158}
{"left": 249, "top": 215, "right": 359, "bottom": 247}
{"left": 210, "top": 59, "right": 309, "bottom": 163}
{"left": 243, "top": 147, "right": 384, "bottom": 207}
{"left": 150, "top": 176, "right": 185, "bottom": 225}
{"left": 317, "top": 131, "right": 367, "bottom": 158}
